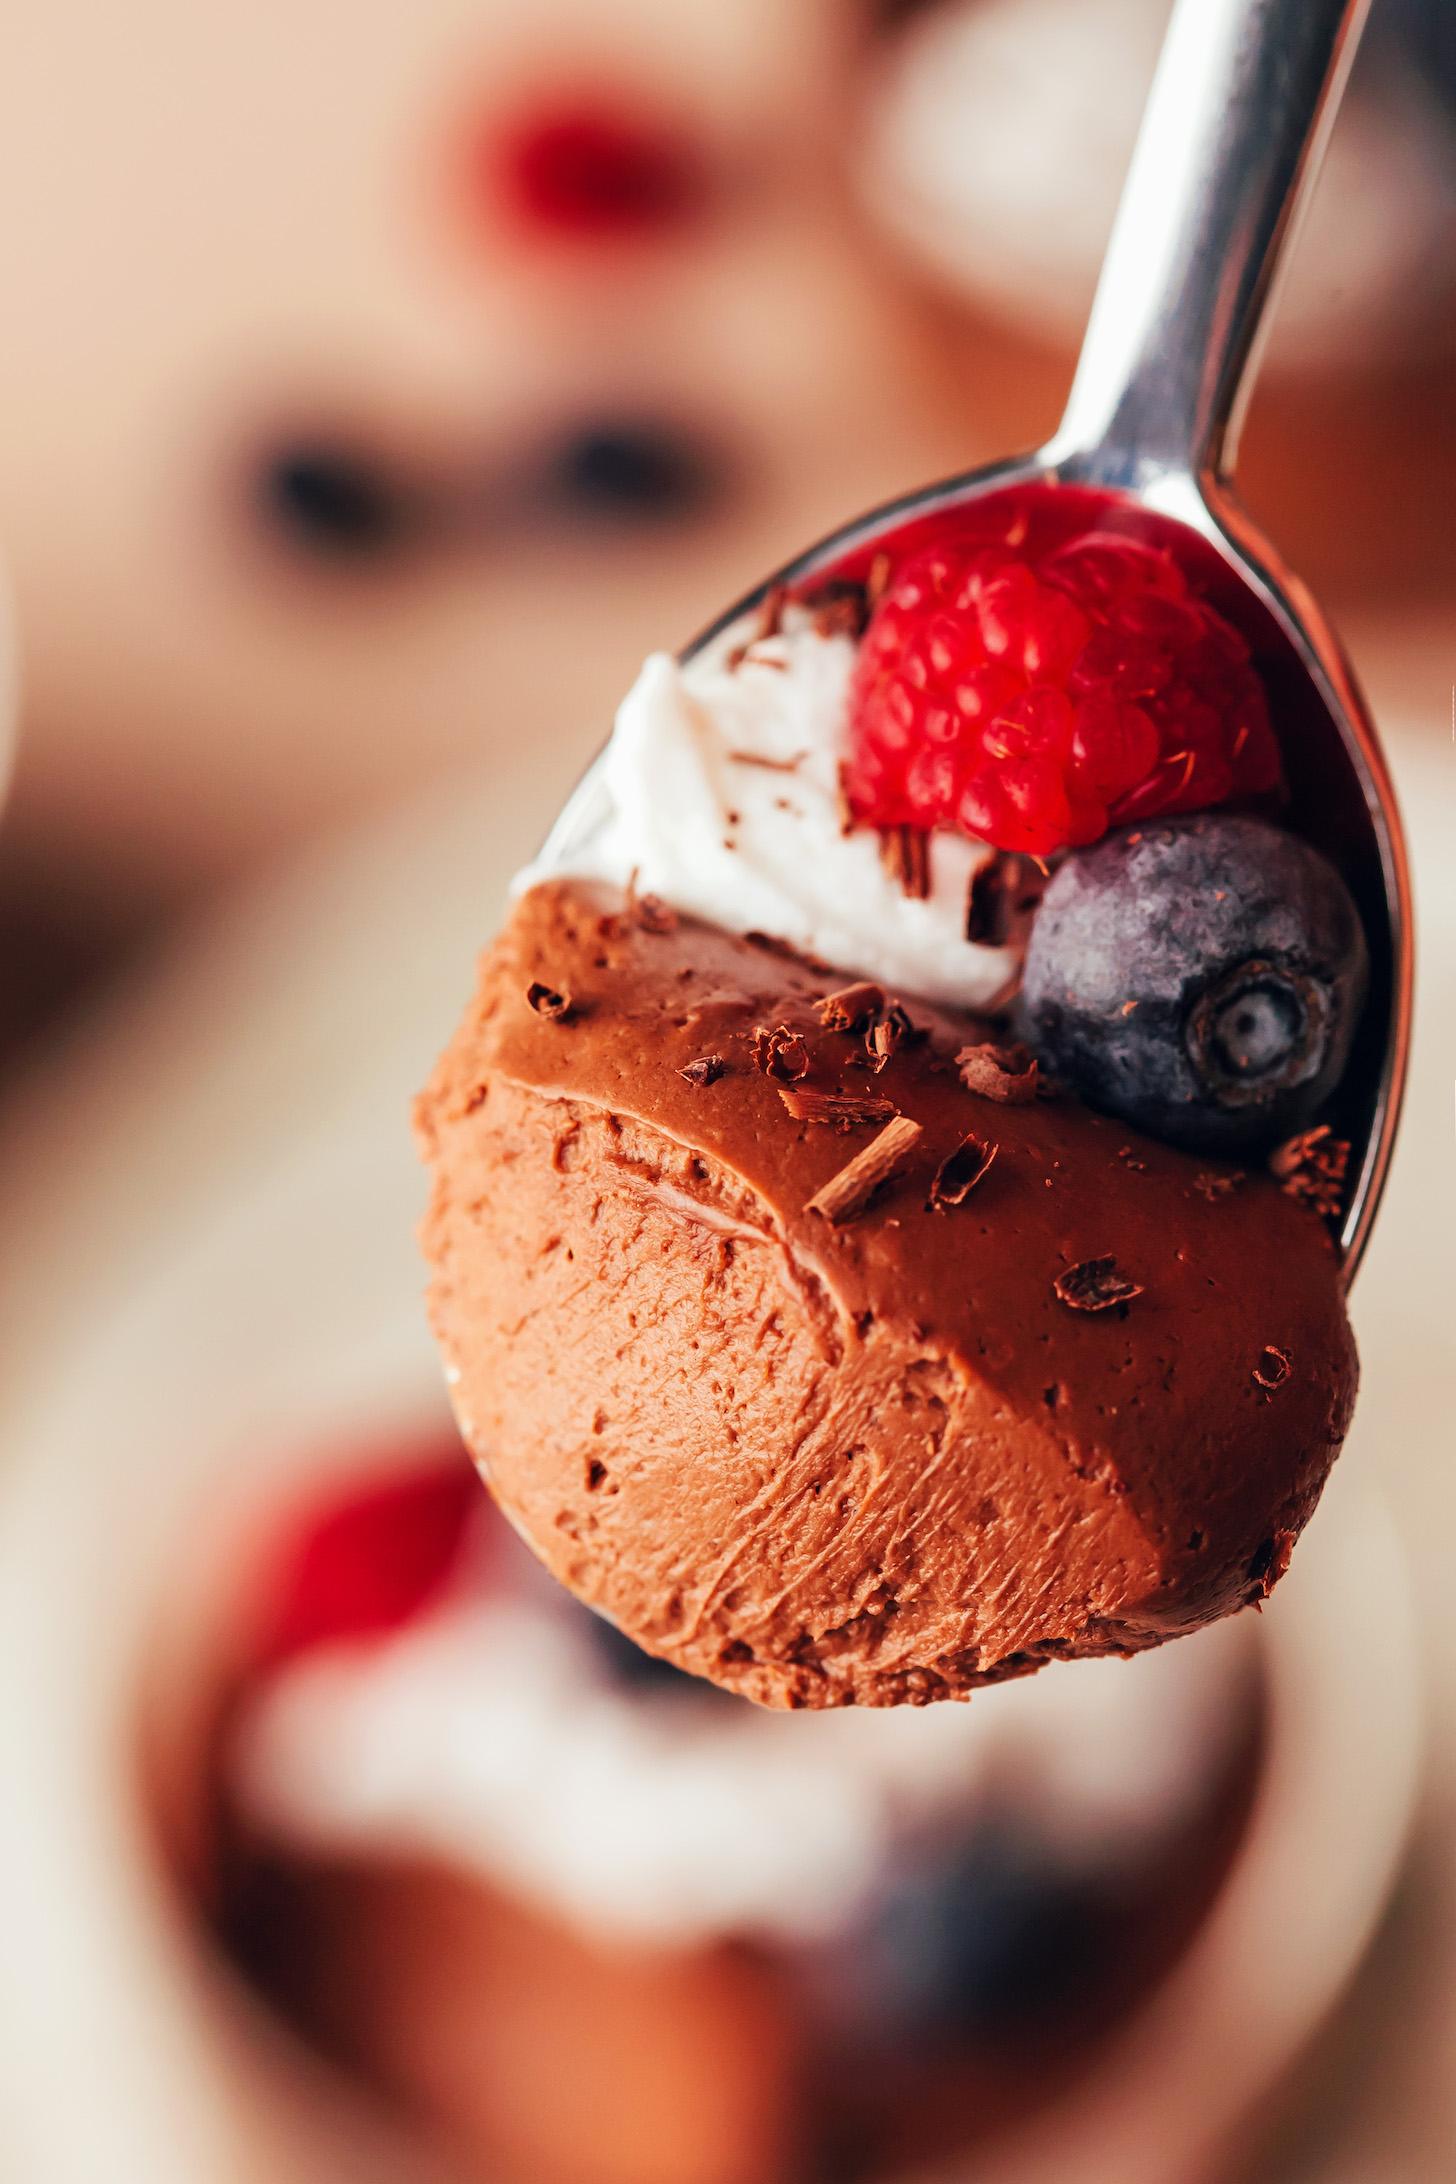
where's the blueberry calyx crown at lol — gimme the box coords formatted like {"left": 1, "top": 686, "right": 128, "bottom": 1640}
{"left": 1186, "top": 955, "right": 1333, "bottom": 1107}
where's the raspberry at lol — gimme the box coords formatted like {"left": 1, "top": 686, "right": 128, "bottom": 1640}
{"left": 254, "top": 1454, "right": 480, "bottom": 1668}
{"left": 843, "top": 527, "right": 1281, "bottom": 857}
{"left": 494, "top": 101, "right": 705, "bottom": 240}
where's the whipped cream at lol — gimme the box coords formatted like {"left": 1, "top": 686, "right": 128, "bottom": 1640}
{"left": 524, "top": 610, "right": 1019, "bottom": 1011}
{"left": 233, "top": 1522, "right": 1253, "bottom": 1951}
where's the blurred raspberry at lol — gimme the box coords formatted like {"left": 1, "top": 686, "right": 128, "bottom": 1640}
{"left": 496, "top": 100, "right": 705, "bottom": 239}
{"left": 843, "top": 529, "right": 1281, "bottom": 857}
{"left": 257, "top": 1456, "right": 480, "bottom": 1667}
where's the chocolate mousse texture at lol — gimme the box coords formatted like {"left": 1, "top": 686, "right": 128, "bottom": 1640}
{"left": 416, "top": 880, "right": 1356, "bottom": 1709}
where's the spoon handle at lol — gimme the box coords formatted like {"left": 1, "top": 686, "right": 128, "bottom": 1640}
{"left": 1053, "top": 0, "right": 1368, "bottom": 492}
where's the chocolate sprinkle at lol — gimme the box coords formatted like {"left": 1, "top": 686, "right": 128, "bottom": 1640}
{"left": 928, "top": 1133, "right": 998, "bottom": 1210}
{"left": 526, "top": 981, "right": 572, "bottom": 1020}
{"left": 806, "top": 1114, "right": 923, "bottom": 1226}
{"left": 956, "top": 1041, "right": 1039, "bottom": 1104}
{"left": 815, "top": 980, "right": 886, "bottom": 1033}
{"left": 777, "top": 1086, "right": 897, "bottom": 1129}
{"left": 680, "top": 1054, "right": 726, "bottom": 1087}
{"left": 1054, "top": 1256, "right": 1144, "bottom": 1313}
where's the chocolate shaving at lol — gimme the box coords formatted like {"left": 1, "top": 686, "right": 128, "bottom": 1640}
{"left": 879, "top": 824, "right": 931, "bottom": 901}
{"left": 965, "top": 853, "right": 1048, "bottom": 947}
{"left": 777, "top": 1086, "right": 897, "bottom": 1129}
{"left": 807, "top": 1114, "right": 923, "bottom": 1226}
{"left": 634, "top": 894, "right": 678, "bottom": 934}
{"left": 1248, "top": 1527, "right": 1296, "bottom": 1598}
{"left": 928, "top": 1133, "right": 998, "bottom": 1210}
{"left": 526, "top": 981, "right": 572, "bottom": 1020}
{"left": 1269, "top": 1125, "right": 1350, "bottom": 1221}
{"left": 866, "top": 1000, "right": 915, "bottom": 1073}
{"left": 809, "top": 582, "right": 871, "bottom": 641}
{"left": 956, "top": 1041, "right": 1039, "bottom": 1104}
{"left": 1054, "top": 1256, "right": 1144, "bottom": 1313}
{"left": 680, "top": 1054, "right": 725, "bottom": 1087}
{"left": 727, "top": 748, "right": 807, "bottom": 773}
{"left": 1253, "top": 1344, "right": 1292, "bottom": 1391}
{"left": 815, "top": 980, "right": 886, "bottom": 1033}
{"left": 1193, "top": 1169, "right": 1245, "bottom": 1201}
{"left": 753, "top": 584, "right": 788, "bottom": 641}
{"left": 726, "top": 584, "right": 789, "bottom": 669}
{"left": 750, "top": 1024, "right": 811, "bottom": 1082}
{"left": 834, "top": 763, "right": 857, "bottom": 839}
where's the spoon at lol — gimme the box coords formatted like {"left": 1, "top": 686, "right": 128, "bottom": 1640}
{"left": 538, "top": 0, "right": 1411, "bottom": 1283}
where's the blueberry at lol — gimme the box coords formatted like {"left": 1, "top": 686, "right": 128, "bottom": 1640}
{"left": 861, "top": 1823, "right": 1107, "bottom": 2036}
{"left": 1020, "top": 815, "right": 1368, "bottom": 1154}
{"left": 586, "top": 1608, "right": 726, "bottom": 1700}
{"left": 257, "top": 444, "right": 411, "bottom": 558}
{"left": 543, "top": 421, "right": 715, "bottom": 523}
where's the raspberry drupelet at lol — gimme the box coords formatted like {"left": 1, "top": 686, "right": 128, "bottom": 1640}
{"left": 843, "top": 529, "right": 1283, "bottom": 857}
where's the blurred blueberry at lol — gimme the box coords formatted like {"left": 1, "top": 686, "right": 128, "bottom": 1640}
{"left": 542, "top": 421, "right": 717, "bottom": 523}
{"left": 257, "top": 445, "right": 411, "bottom": 559}
{"left": 864, "top": 1823, "right": 1108, "bottom": 2035}
{"left": 586, "top": 1610, "right": 724, "bottom": 1699}
{"left": 1381, "top": 0, "right": 1456, "bottom": 125}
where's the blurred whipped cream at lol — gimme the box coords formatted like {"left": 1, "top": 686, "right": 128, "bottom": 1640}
{"left": 233, "top": 1529, "right": 1251, "bottom": 1952}
{"left": 523, "top": 609, "right": 1018, "bottom": 1011}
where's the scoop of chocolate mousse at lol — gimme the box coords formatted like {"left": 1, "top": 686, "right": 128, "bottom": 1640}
{"left": 416, "top": 879, "right": 1356, "bottom": 1710}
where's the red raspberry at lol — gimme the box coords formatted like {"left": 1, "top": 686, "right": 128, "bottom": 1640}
{"left": 494, "top": 101, "right": 705, "bottom": 240}
{"left": 843, "top": 528, "right": 1282, "bottom": 857}
{"left": 255, "top": 1455, "right": 481, "bottom": 1668}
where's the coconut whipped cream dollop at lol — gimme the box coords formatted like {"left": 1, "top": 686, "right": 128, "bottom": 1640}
{"left": 233, "top": 1528, "right": 1251, "bottom": 1952}
{"left": 522, "top": 608, "right": 1018, "bottom": 1011}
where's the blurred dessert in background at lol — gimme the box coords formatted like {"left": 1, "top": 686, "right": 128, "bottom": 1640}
{"left": 862, "top": 0, "right": 1456, "bottom": 378}
{"left": 0, "top": 0, "right": 969, "bottom": 1054}
{"left": 212, "top": 1446, "right": 1263, "bottom": 2184}
{"left": 855, "top": 0, "right": 1456, "bottom": 610}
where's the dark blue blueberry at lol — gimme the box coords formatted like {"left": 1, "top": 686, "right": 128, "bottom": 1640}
{"left": 863, "top": 1823, "right": 1107, "bottom": 2036}
{"left": 1020, "top": 815, "right": 1368, "bottom": 1155}
{"left": 542, "top": 421, "right": 715, "bottom": 523}
{"left": 257, "top": 445, "right": 411, "bottom": 558}
{"left": 586, "top": 1608, "right": 725, "bottom": 1700}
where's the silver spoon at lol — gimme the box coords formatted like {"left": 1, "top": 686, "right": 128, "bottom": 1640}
{"left": 538, "top": 0, "right": 1411, "bottom": 1283}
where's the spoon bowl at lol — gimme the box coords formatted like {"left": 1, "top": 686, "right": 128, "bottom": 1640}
{"left": 538, "top": 0, "right": 1410, "bottom": 1281}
